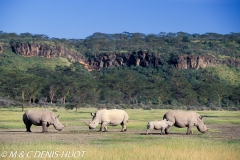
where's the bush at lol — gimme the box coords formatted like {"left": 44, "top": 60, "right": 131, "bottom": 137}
{"left": 52, "top": 108, "right": 58, "bottom": 112}
{"left": 0, "top": 97, "right": 15, "bottom": 107}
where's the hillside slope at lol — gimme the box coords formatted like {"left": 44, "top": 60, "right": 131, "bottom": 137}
{"left": 0, "top": 31, "right": 240, "bottom": 109}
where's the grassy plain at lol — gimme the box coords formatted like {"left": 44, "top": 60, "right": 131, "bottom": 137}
{"left": 0, "top": 107, "right": 240, "bottom": 160}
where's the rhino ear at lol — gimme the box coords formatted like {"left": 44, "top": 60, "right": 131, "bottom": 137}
{"left": 199, "top": 116, "right": 203, "bottom": 120}
{"left": 57, "top": 115, "right": 59, "bottom": 118}
{"left": 91, "top": 113, "right": 96, "bottom": 116}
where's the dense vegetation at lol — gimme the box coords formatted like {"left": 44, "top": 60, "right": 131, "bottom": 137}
{"left": 0, "top": 31, "right": 240, "bottom": 110}
{"left": 1, "top": 31, "right": 240, "bottom": 58}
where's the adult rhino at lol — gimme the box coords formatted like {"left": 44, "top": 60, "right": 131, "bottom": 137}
{"left": 23, "top": 110, "right": 65, "bottom": 132}
{"left": 85, "top": 109, "right": 129, "bottom": 132}
{"left": 163, "top": 110, "right": 208, "bottom": 135}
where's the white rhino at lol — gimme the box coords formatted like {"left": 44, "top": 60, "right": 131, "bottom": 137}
{"left": 146, "top": 119, "right": 173, "bottom": 135}
{"left": 163, "top": 110, "right": 208, "bottom": 134}
{"left": 85, "top": 109, "right": 129, "bottom": 132}
{"left": 23, "top": 110, "right": 65, "bottom": 132}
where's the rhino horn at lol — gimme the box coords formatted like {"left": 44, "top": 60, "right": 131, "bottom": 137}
{"left": 84, "top": 121, "right": 90, "bottom": 126}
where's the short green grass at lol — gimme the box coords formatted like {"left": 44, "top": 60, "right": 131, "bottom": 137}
{"left": 0, "top": 107, "right": 240, "bottom": 160}
{"left": 199, "top": 110, "right": 240, "bottom": 124}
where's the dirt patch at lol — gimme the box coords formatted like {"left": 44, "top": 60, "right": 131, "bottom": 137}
{"left": 0, "top": 124, "right": 239, "bottom": 144}
{"left": 206, "top": 124, "right": 240, "bottom": 141}
{"left": 0, "top": 126, "right": 107, "bottom": 144}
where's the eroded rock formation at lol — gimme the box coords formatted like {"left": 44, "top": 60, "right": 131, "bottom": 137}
{"left": 0, "top": 43, "right": 3, "bottom": 53}
{"left": 87, "top": 51, "right": 162, "bottom": 70}
{"left": 11, "top": 42, "right": 240, "bottom": 70}
{"left": 174, "top": 55, "right": 217, "bottom": 69}
{"left": 11, "top": 42, "right": 85, "bottom": 63}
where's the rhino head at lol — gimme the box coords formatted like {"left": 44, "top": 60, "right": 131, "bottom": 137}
{"left": 53, "top": 115, "right": 65, "bottom": 131}
{"left": 196, "top": 116, "right": 208, "bottom": 133}
{"left": 85, "top": 113, "right": 100, "bottom": 129}
{"left": 163, "top": 118, "right": 173, "bottom": 126}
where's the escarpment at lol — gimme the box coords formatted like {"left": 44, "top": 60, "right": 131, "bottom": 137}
{"left": 86, "top": 51, "right": 240, "bottom": 70}
{"left": 87, "top": 51, "right": 162, "bottom": 70}
{"left": 174, "top": 55, "right": 217, "bottom": 69}
{"left": 11, "top": 42, "right": 85, "bottom": 63}
{"left": 10, "top": 42, "right": 240, "bottom": 70}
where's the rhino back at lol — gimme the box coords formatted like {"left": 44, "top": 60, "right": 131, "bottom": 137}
{"left": 152, "top": 121, "right": 167, "bottom": 129}
{"left": 164, "top": 110, "right": 199, "bottom": 128}
{"left": 101, "top": 109, "right": 128, "bottom": 125}
{"left": 25, "top": 110, "right": 52, "bottom": 125}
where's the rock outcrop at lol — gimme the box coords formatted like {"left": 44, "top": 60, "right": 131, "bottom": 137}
{"left": 11, "top": 42, "right": 240, "bottom": 70}
{"left": 87, "top": 52, "right": 240, "bottom": 70}
{"left": 174, "top": 55, "right": 217, "bottom": 69}
{"left": 87, "top": 51, "right": 162, "bottom": 70}
{"left": 11, "top": 42, "right": 85, "bottom": 63}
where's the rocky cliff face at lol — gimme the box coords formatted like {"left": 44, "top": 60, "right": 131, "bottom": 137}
{"left": 11, "top": 42, "right": 85, "bottom": 63}
{"left": 87, "top": 52, "right": 240, "bottom": 70}
{"left": 11, "top": 43, "right": 240, "bottom": 70}
{"left": 174, "top": 55, "right": 217, "bottom": 69}
{"left": 177, "top": 55, "right": 240, "bottom": 69}
{"left": 87, "top": 51, "right": 162, "bottom": 70}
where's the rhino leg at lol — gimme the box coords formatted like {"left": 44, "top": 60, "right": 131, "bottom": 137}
{"left": 102, "top": 126, "right": 108, "bottom": 132}
{"left": 146, "top": 123, "right": 153, "bottom": 134}
{"left": 164, "top": 125, "right": 170, "bottom": 134}
{"left": 26, "top": 123, "right": 32, "bottom": 132}
{"left": 23, "top": 116, "right": 32, "bottom": 132}
{"left": 121, "top": 122, "right": 127, "bottom": 132}
{"left": 161, "top": 128, "right": 165, "bottom": 135}
{"left": 42, "top": 121, "right": 48, "bottom": 132}
{"left": 186, "top": 125, "right": 194, "bottom": 135}
{"left": 99, "top": 122, "right": 108, "bottom": 132}
{"left": 146, "top": 129, "right": 150, "bottom": 135}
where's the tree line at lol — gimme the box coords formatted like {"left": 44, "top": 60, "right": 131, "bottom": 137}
{"left": 1, "top": 63, "right": 240, "bottom": 110}
{"left": 1, "top": 31, "right": 240, "bottom": 59}
{"left": 0, "top": 31, "right": 240, "bottom": 110}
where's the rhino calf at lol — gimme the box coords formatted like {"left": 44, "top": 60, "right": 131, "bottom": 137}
{"left": 85, "top": 109, "right": 129, "bottom": 132}
{"left": 163, "top": 110, "right": 208, "bottom": 135}
{"left": 23, "top": 110, "right": 65, "bottom": 132}
{"left": 146, "top": 119, "right": 173, "bottom": 135}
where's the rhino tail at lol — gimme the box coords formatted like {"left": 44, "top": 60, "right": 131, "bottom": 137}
{"left": 22, "top": 113, "right": 30, "bottom": 124}
{"left": 22, "top": 112, "right": 28, "bottom": 120}
{"left": 124, "top": 114, "right": 129, "bottom": 123}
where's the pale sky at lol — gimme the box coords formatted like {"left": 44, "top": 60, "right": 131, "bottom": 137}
{"left": 0, "top": 0, "right": 239, "bottom": 39}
